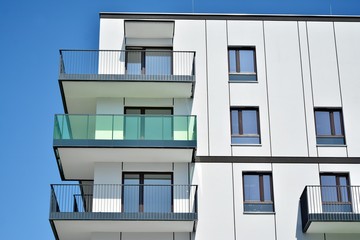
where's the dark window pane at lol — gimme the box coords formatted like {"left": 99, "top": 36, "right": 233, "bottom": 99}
{"left": 229, "top": 50, "right": 237, "bottom": 72}
{"left": 316, "top": 137, "right": 345, "bottom": 145}
{"left": 315, "top": 111, "right": 331, "bottom": 135}
{"left": 263, "top": 175, "right": 272, "bottom": 201}
{"left": 242, "top": 110, "right": 258, "bottom": 134}
{"left": 232, "top": 136, "right": 260, "bottom": 144}
{"left": 239, "top": 50, "right": 255, "bottom": 73}
{"left": 244, "top": 175, "right": 260, "bottom": 201}
{"left": 231, "top": 110, "right": 239, "bottom": 135}
{"left": 333, "top": 111, "right": 343, "bottom": 135}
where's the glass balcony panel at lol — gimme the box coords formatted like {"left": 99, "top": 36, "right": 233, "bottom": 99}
{"left": 124, "top": 116, "right": 141, "bottom": 140}
{"left": 54, "top": 114, "right": 196, "bottom": 142}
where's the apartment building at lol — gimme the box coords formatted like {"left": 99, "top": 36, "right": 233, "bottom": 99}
{"left": 50, "top": 12, "right": 360, "bottom": 240}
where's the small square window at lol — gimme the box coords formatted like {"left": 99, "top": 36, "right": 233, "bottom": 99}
{"left": 314, "top": 109, "right": 345, "bottom": 145}
{"left": 231, "top": 108, "right": 260, "bottom": 144}
{"left": 228, "top": 47, "right": 257, "bottom": 81}
{"left": 243, "top": 173, "right": 274, "bottom": 212}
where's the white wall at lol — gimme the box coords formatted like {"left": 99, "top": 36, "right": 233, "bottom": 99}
{"left": 173, "top": 20, "right": 209, "bottom": 156}
{"left": 192, "top": 163, "right": 235, "bottom": 240}
{"left": 264, "top": 21, "right": 308, "bottom": 157}
{"left": 334, "top": 22, "right": 360, "bottom": 157}
{"left": 205, "top": 20, "right": 232, "bottom": 156}
{"left": 99, "top": 18, "right": 125, "bottom": 50}
{"left": 227, "top": 20, "right": 271, "bottom": 156}
{"left": 272, "top": 163, "right": 323, "bottom": 240}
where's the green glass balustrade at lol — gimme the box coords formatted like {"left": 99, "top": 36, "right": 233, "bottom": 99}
{"left": 54, "top": 114, "right": 197, "bottom": 141}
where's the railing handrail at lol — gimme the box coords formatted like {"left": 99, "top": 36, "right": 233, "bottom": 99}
{"left": 51, "top": 183, "right": 198, "bottom": 187}
{"left": 54, "top": 113, "right": 197, "bottom": 118}
{"left": 305, "top": 185, "right": 359, "bottom": 188}
{"left": 59, "top": 49, "right": 196, "bottom": 54}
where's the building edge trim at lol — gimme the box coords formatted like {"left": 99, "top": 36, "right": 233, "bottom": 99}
{"left": 99, "top": 12, "right": 360, "bottom": 22}
{"left": 195, "top": 156, "right": 360, "bottom": 164}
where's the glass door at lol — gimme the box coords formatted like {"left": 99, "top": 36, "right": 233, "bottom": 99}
{"left": 124, "top": 107, "right": 173, "bottom": 140}
{"left": 123, "top": 173, "right": 172, "bottom": 213}
{"left": 320, "top": 174, "right": 351, "bottom": 212}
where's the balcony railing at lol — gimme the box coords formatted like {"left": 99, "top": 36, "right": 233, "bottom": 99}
{"left": 300, "top": 185, "right": 360, "bottom": 232}
{"left": 50, "top": 184, "right": 198, "bottom": 221}
{"left": 59, "top": 50, "right": 196, "bottom": 82}
{"left": 53, "top": 114, "right": 196, "bottom": 148}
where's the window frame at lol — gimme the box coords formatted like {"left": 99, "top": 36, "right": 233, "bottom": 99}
{"left": 122, "top": 172, "right": 174, "bottom": 213}
{"left": 314, "top": 108, "right": 345, "bottom": 145}
{"left": 228, "top": 47, "right": 257, "bottom": 82}
{"left": 125, "top": 47, "right": 173, "bottom": 75}
{"left": 320, "top": 173, "right": 352, "bottom": 213}
{"left": 242, "top": 172, "right": 274, "bottom": 213}
{"left": 230, "top": 107, "right": 261, "bottom": 145}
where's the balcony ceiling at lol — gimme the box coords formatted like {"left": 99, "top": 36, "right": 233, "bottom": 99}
{"left": 52, "top": 220, "right": 194, "bottom": 240}
{"left": 56, "top": 147, "right": 194, "bottom": 180}
{"left": 125, "top": 21, "right": 174, "bottom": 38}
{"left": 60, "top": 81, "right": 193, "bottom": 113}
{"left": 306, "top": 221, "right": 360, "bottom": 233}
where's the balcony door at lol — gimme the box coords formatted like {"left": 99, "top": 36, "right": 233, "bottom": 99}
{"left": 124, "top": 107, "right": 173, "bottom": 140}
{"left": 126, "top": 47, "right": 172, "bottom": 75}
{"left": 320, "top": 173, "right": 352, "bottom": 212}
{"left": 122, "top": 173, "right": 172, "bottom": 213}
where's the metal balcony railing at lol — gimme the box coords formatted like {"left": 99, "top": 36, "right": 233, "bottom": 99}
{"left": 50, "top": 184, "right": 198, "bottom": 221}
{"left": 59, "top": 50, "right": 196, "bottom": 82}
{"left": 53, "top": 114, "right": 196, "bottom": 147}
{"left": 300, "top": 185, "right": 360, "bottom": 232}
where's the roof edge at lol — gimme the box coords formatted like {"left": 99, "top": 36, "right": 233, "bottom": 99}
{"left": 99, "top": 12, "right": 360, "bottom": 22}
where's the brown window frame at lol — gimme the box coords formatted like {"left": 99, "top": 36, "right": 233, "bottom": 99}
{"left": 228, "top": 47, "right": 257, "bottom": 74}
{"left": 320, "top": 173, "right": 351, "bottom": 204}
{"left": 242, "top": 172, "right": 274, "bottom": 204}
{"left": 230, "top": 107, "right": 261, "bottom": 144}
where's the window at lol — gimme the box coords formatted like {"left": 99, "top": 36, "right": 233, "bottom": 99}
{"left": 123, "top": 173, "right": 173, "bottom": 213}
{"left": 231, "top": 108, "right": 260, "bottom": 144}
{"left": 228, "top": 47, "right": 257, "bottom": 81}
{"left": 320, "top": 173, "right": 351, "bottom": 212}
{"left": 124, "top": 107, "right": 173, "bottom": 140}
{"left": 243, "top": 173, "right": 274, "bottom": 212}
{"left": 126, "top": 47, "right": 172, "bottom": 75}
{"left": 314, "top": 109, "right": 345, "bottom": 145}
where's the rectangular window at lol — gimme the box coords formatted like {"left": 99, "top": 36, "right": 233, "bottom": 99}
{"left": 231, "top": 108, "right": 260, "bottom": 144}
{"left": 123, "top": 173, "right": 173, "bottom": 213}
{"left": 243, "top": 173, "right": 274, "bottom": 212}
{"left": 320, "top": 173, "right": 351, "bottom": 212}
{"left": 228, "top": 47, "right": 257, "bottom": 81}
{"left": 315, "top": 109, "right": 345, "bottom": 145}
{"left": 126, "top": 47, "right": 172, "bottom": 75}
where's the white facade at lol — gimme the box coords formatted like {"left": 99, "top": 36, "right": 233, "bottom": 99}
{"left": 51, "top": 13, "right": 360, "bottom": 240}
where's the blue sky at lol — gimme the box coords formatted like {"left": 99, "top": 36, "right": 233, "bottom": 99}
{"left": 0, "top": 0, "right": 359, "bottom": 239}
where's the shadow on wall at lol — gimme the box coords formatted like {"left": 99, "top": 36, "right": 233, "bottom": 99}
{"left": 295, "top": 202, "right": 324, "bottom": 240}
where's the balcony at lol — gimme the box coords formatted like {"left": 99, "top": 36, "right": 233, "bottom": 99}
{"left": 50, "top": 184, "right": 198, "bottom": 239}
{"left": 300, "top": 185, "right": 360, "bottom": 233}
{"left": 59, "top": 50, "right": 196, "bottom": 113}
{"left": 53, "top": 114, "right": 197, "bottom": 180}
